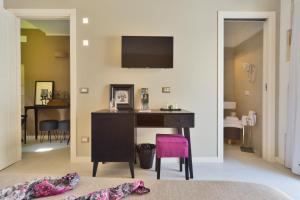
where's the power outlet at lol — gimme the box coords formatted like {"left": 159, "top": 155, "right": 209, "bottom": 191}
{"left": 80, "top": 87, "right": 89, "bottom": 94}
{"left": 81, "top": 136, "right": 89, "bottom": 143}
{"left": 162, "top": 87, "right": 171, "bottom": 93}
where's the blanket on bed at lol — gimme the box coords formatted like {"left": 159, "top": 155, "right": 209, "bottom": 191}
{"left": 65, "top": 180, "right": 150, "bottom": 200}
{"left": 0, "top": 173, "right": 80, "bottom": 200}
{"left": 0, "top": 173, "right": 150, "bottom": 200}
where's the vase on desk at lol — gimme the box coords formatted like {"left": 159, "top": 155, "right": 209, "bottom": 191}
{"left": 109, "top": 98, "right": 118, "bottom": 112}
{"left": 141, "top": 88, "right": 149, "bottom": 110}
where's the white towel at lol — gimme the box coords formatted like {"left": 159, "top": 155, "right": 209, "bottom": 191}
{"left": 248, "top": 110, "right": 256, "bottom": 126}
{"left": 242, "top": 116, "right": 248, "bottom": 126}
{"left": 224, "top": 119, "right": 243, "bottom": 129}
{"left": 225, "top": 116, "right": 240, "bottom": 121}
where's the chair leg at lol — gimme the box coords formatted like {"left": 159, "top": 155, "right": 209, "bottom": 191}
{"left": 40, "top": 131, "right": 45, "bottom": 143}
{"left": 54, "top": 130, "right": 58, "bottom": 141}
{"left": 60, "top": 131, "right": 64, "bottom": 143}
{"left": 179, "top": 158, "right": 183, "bottom": 172}
{"left": 67, "top": 136, "right": 70, "bottom": 145}
{"left": 49, "top": 131, "right": 51, "bottom": 143}
{"left": 185, "top": 158, "right": 189, "bottom": 180}
{"left": 157, "top": 157, "right": 161, "bottom": 180}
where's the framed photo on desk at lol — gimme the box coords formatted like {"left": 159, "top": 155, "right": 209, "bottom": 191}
{"left": 35, "top": 81, "right": 54, "bottom": 105}
{"left": 110, "top": 84, "right": 134, "bottom": 110}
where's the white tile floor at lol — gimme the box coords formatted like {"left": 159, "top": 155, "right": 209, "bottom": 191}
{"left": 1, "top": 140, "right": 300, "bottom": 199}
{"left": 22, "top": 136, "right": 69, "bottom": 153}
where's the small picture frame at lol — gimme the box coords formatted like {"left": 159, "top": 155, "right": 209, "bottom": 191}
{"left": 110, "top": 84, "right": 134, "bottom": 110}
{"left": 35, "top": 81, "right": 54, "bottom": 106}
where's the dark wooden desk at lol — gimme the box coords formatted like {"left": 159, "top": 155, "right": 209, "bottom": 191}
{"left": 24, "top": 105, "right": 70, "bottom": 143}
{"left": 91, "top": 109, "right": 195, "bottom": 179}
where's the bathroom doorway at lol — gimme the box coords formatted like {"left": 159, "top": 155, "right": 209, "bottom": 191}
{"left": 217, "top": 12, "right": 276, "bottom": 162}
{"left": 223, "top": 21, "right": 263, "bottom": 157}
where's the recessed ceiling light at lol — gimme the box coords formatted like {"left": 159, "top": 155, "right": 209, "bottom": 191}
{"left": 82, "top": 17, "right": 89, "bottom": 24}
{"left": 83, "top": 40, "right": 89, "bottom": 46}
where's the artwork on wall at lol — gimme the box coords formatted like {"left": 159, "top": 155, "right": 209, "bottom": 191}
{"left": 110, "top": 84, "right": 134, "bottom": 110}
{"left": 35, "top": 81, "right": 54, "bottom": 105}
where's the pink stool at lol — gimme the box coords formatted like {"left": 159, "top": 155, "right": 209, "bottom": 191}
{"left": 156, "top": 134, "right": 189, "bottom": 180}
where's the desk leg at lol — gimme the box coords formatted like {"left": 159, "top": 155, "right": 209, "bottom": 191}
{"left": 129, "top": 162, "right": 135, "bottom": 178}
{"left": 92, "top": 162, "right": 98, "bottom": 177}
{"left": 177, "top": 128, "right": 183, "bottom": 172}
{"left": 34, "top": 109, "right": 38, "bottom": 140}
{"left": 184, "top": 128, "right": 193, "bottom": 179}
{"left": 24, "top": 115, "right": 27, "bottom": 144}
{"left": 24, "top": 109, "right": 28, "bottom": 144}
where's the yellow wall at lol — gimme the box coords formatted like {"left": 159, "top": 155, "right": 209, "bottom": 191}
{"left": 5, "top": 0, "right": 280, "bottom": 157}
{"left": 224, "top": 48, "right": 236, "bottom": 102}
{"left": 21, "top": 29, "right": 70, "bottom": 135}
{"left": 234, "top": 31, "right": 263, "bottom": 156}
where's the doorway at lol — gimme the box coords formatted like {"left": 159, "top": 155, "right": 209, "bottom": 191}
{"left": 9, "top": 9, "right": 77, "bottom": 162}
{"left": 21, "top": 19, "right": 71, "bottom": 155}
{"left": 223, "top": 21, "right": 264, "bottom": 158}
{"left": 217, "top": 12, "right": 276, "bottom": 162}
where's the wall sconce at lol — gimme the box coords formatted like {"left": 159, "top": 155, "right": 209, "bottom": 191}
{"left": 83, "top": 40, "right": 89, "bottom": 47}
{"left": 82, "top": 17, "right": 89, "bottom": 24}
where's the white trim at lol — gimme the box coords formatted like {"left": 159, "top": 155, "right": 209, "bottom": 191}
{"left": 72, "top": 156, "right": 90, "bottom": 163}
{"left": 9, "top": 9, "right": 78, "bottom": 162}
{"left": 45, "top": 34, "right": 70, "bottom": 37}
{"left": 72, "top": 157, "right": 223, "bottom": 163}
{"left": 162, "top": 157, "right": 222, "bottom": 163}
{"left": 218, "top": 11, "right": 276, "bottom": 162}
{"left": 278, "top": 0, "right": 293, "bottom": 166}
{"left": 16, "top": 17, "right": 22, "bottom": 162}
{"left": 193, "top": 157, "right": 223, "bottom": 163}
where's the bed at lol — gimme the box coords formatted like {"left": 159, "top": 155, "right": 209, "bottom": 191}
{"left": 0, "top": 173, "right": 291, "bottom": 200}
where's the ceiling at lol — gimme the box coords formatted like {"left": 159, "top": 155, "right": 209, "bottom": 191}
{"left": 224, "top": 21, "right": 264, "bottom": 48}
{"left": 21, "top": 20, "right": 70, "bottom": 36}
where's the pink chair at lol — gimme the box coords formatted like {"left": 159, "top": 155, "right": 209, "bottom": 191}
{"left": 155, "top": 134, "right": 189, "bottom": 180}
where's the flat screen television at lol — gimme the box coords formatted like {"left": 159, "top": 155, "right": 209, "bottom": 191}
{"left": 122, "top": 36, "right": 173, "bottom": 68}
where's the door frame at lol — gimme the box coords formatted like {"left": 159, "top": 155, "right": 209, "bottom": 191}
{"left": 9, "top": 9, "right": 78, "bottom": 162}
{"left": 217, "top": 11, "right": 276, "bottom": 162}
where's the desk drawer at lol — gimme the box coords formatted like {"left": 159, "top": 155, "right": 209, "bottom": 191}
{"left": 136, "top": 114, "right": 164, "bottom": 127}
{"left": 164, "top": 114, "right": 194, "bottom": 128}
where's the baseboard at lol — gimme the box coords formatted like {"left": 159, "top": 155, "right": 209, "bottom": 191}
{"left": 72, "top": 156, "right": 90, "bottom": 162}
{"left": 72, "top": 156, "right": 223, "bottom": 163}
{"left": 162, "top": 157, "right": 222, "bottom": 163}
{"left": 274, "top": 156, "right": 284, "bottom": 165}
{"left": 193, "top": 156, "right": 223, "bottom": 163}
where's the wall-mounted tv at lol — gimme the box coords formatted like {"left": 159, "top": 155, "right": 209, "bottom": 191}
{"left": 122, "top": 36, "right": 173, "bottom": 68}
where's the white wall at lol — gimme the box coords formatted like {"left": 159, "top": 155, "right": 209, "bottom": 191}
{"left": 278, "top": 0, "right": 292, "bottom": 163}
{"left": 0, "top": 0, "right": 3, "bottom": 8}
{"left": 4, "top": 0, "right": 280, "bottom": 159}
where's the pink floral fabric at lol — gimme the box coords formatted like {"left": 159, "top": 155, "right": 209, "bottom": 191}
{"left": 0, "top": 173, "right": 150, "bottom": 200}
{"left": 65, "top": 180, "right": 150, "bottom": 200}
{"left": 0, "top": 173, "right": 80, "bottom": 200}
